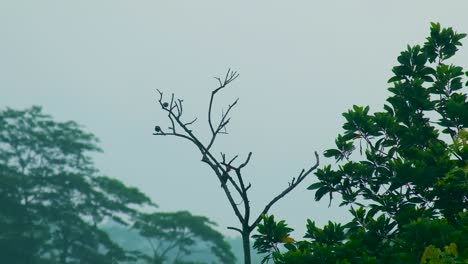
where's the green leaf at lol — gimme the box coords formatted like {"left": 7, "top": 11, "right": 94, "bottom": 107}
{"left": 283, "top": 243, "right": 297, "bottom": 251}
{"left": 388, "top": 76, "right": 403, "bottom": 83}
{"left": 314, "top": 186, "right": 330, "bottom": 201}
{"left": 307, "top": 182, "right": 323, "bottom": 190}
{"left": 324, "top": 149, "right": 341, "bottom": 158}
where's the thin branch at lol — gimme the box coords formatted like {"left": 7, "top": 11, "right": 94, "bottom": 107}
{"left": 173, "top": 92, "right": 250, "bottom": 226}
{"left": 184, "top": 118, "right": 197, "bottom": 126}
{"left": 207, "top": 98, "right": 239, "bottom": 150}
{"left": 153, "top": 131, "right": 194, "bottom": 142}
{"left": 249, "top": 151, "right": 319, "bottom": 232}
{"left": 226, "top": 173, "right": 243, "bottom": 197}
{"left": 195, "top": 146, "right": 245, "bottom": 223}
{"left": 235, "top": 169, "right": 251, "bottom": 222}
{"left": 228, "top": 155, "right": 239, "bottom": 165}
{"left": 177, "top": 99, "right": 184, "bottom": 117}
{"left": 170, "top": 93, "right": 175, "bottom": 112}
{"left": 207, "top": 69, "right": 239, "bottom": 149}
{"left": 220, "top": 152, "right": 252, "bottom": 199}
{"left": 155, "top": 93, "right": 245, "bottom": 224}
{"left": 146, "top": 237, "right": 157, "bottom": 255}
{"left": 160, "top": 236, "right": 184, "bottom": 260}
{"left": 239, "top": 152, "right": 253, "bottom": 169}
{"left": 227, "top": 226, "right": 242, "bottom": 234}
{"left": 168, "top": 114, "right": 176, "bottom": 134}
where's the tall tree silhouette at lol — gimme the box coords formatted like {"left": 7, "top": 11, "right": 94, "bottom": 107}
{"left": 0, "top": 106, "right": 154, "bottom": 263}
{"left": 152, "top": 70, "right": 319, "bottom": 264}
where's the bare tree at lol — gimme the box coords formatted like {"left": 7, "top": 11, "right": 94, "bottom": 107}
{"left": 152, "top": 69, "right": 319, "bottom": 264}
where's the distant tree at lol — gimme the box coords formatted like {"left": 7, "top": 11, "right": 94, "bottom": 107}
{"left": 152, "top": 70, "right": 319, "bottom": 264}
{"left": 134, "top": 211, "right": 236, "bottom": 264}
{"left": 253, "top": 23, "right": 468, "bottom": 263}
{"left": 0, "top": 106, "right": 155, "bottom": 263}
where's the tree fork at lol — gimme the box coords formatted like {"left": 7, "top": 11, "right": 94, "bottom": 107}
{"left": 153, "top": 69, "right": 319, "bottom": 263}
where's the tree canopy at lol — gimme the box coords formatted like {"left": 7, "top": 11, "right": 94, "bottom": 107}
{"left": 253, "top": 23, "right": 468, "bottom": 264}
{"left": 0, "top": 106, "right": 156, "bottom": 263}
{"left": 0, "top": 106, "right": 234, "bottom": 264}
{"left": 134, "top": 211, "right": 236, "bottom": 264}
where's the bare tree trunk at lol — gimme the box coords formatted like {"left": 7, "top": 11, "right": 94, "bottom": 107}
{"left": 242, "top": 231, "right": 251, "bottom": 264}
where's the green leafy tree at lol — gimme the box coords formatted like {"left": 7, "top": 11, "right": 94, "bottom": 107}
{"left": 0, "top": 106, "right": 154, "bottom": 263}
{"left": 134, "top": 211, "right": 236, "bottom": 264}
{"left": 254, "top": 23, "right": 468, "bottom": 263}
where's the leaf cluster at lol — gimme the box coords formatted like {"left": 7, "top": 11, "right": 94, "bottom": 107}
{"left": 255, "top": 23, "right": 468, "bottom": 263}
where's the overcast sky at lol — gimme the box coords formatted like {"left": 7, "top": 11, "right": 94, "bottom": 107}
{"left": 1, "top": 1, "right": 468, "bottom": 237}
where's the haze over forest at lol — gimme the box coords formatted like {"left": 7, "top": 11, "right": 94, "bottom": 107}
{"left": 1, "top": 1, "right": 468, "bottom": 263}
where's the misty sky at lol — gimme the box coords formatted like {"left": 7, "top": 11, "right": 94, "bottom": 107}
{"left": 1, "top": 1, "right": 468, "bottom": 237}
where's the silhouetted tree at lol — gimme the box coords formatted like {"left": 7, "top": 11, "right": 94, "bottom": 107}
{"left": 134, "top": 211, "right": 236, "bottom": 264}
{"left": 152, "top": 70, "right": 319, "bottom": 264}
{"left": 0, "top": 106, "right": 155, "bottom": 263}
{"left": 0, "top": 106, "right": 236, "bottom": 264}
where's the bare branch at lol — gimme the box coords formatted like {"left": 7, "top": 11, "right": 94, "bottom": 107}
{"left": 154, "top": 90, "right": 200, "bottom": 143}
{"left": 168, "top": 113, "right": 176, "bottom": 134}
{"left": 153, "top": 129, "right": 194, "bottom": 142}
{"left": 226, "top": 173, "right": 243, "bottom": 197}
{"left": 170, "top": 93, "right": 175, "bottom": 112}
{"left": 249, "top": 151, "right": 319, "bottom": 232}
{"left": 191, "top": 141, "right": 245, "bottom": 224}
{"left": 239, "top": 152, "right": 253, "bottom": 169}
{"left": 213, "top": 98, "right": 238, "bottom": 137}
{"left": 207, "top": 69, "right": 239, "bottom": 150}
{"left": 221, "top": 153, "right": 240, "bottom": 169}
{"left": 183, "top": 118, "right": 197, "bottom": 126}
{"left": 154, "top": 70, "right": 320, "bottom": 264}
{"left": 227, "top": 226, "right": 242, "bottom": 234}
{"left": 156, "top": 89, "right": 163, "bottom": 100}
{"left": 228, "top": 155, "right": 239, "bottom": 165}
{"left": 177, "top": 99, "right": 184, "bottom": 117}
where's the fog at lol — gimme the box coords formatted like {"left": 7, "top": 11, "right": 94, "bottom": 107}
{"left": 1, "top": 0, "right": 467, "bottom": 238}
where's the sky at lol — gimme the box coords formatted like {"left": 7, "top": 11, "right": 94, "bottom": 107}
{"left": 1, "top": 1, "right": 468, "bottom": 237}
